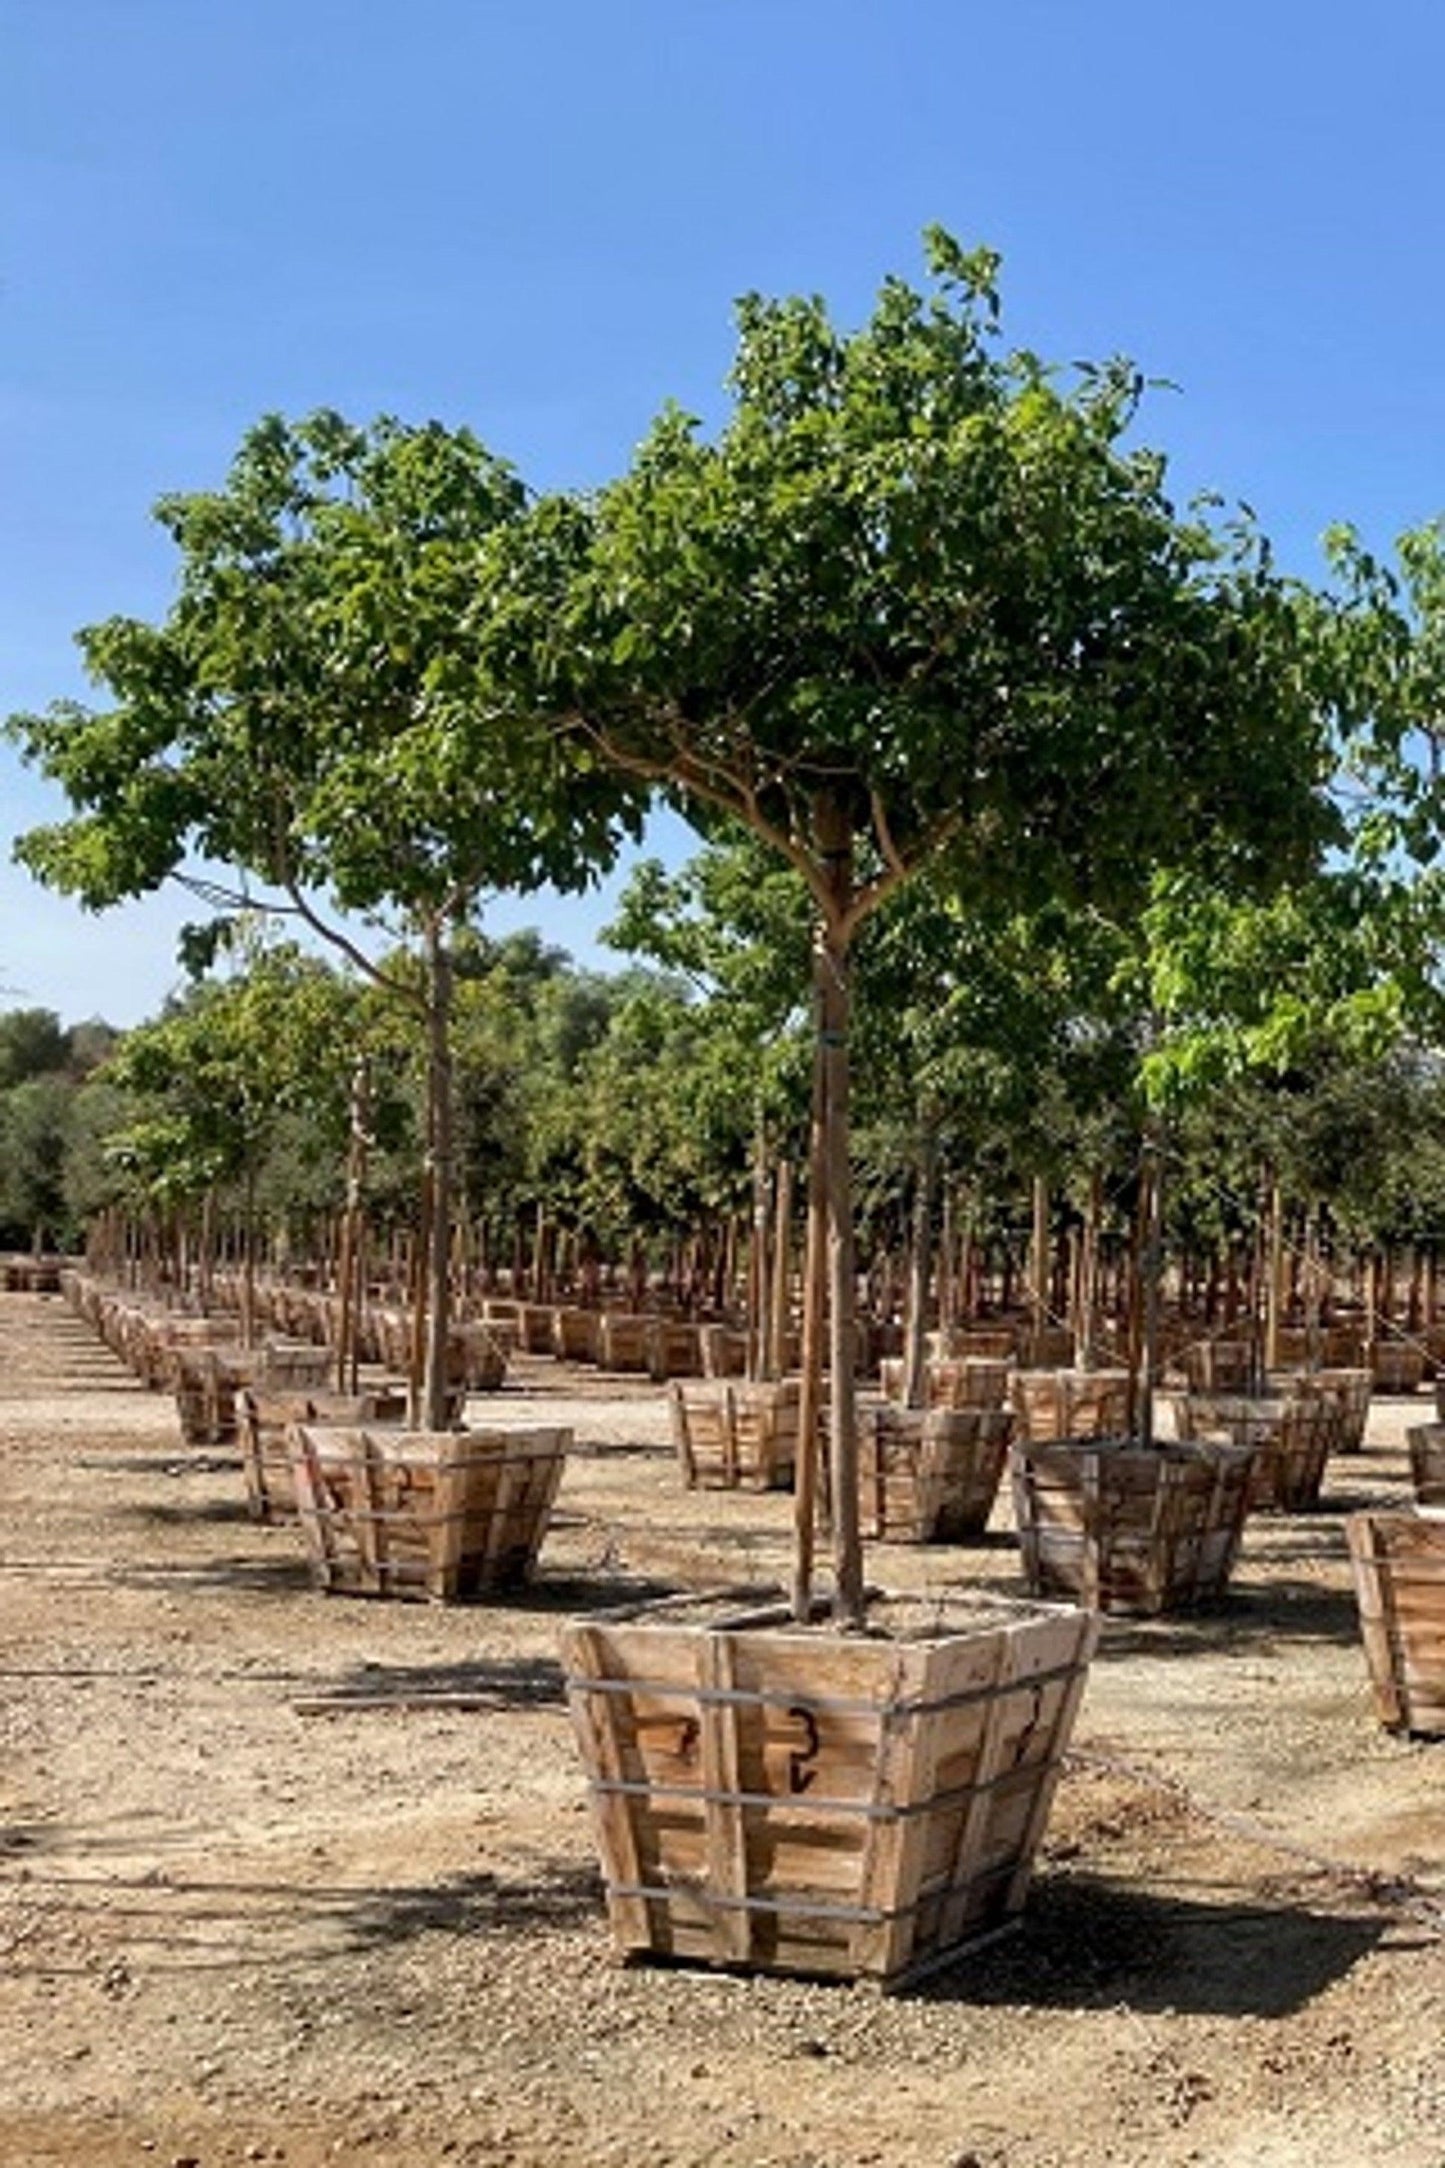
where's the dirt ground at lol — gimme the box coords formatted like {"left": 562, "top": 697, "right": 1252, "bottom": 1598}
{"left": 1, "top": 1290, "right": 1442, "bottom": 2168}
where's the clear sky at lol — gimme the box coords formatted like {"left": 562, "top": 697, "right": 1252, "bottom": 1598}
{"left": 4, "top": 0, "right": 1444, "bottom": 1025}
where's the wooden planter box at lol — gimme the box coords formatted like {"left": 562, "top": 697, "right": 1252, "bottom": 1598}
{"left": 1312, "top": 1368, "right": 1373, "bottom": 1453}
{"left": 596, "top": 1312, "right": 653, "bottom": 1373}
{"left": 1347, "top": 1511, "right": 1445, "bottom": 1735}
{"left": 559, "top": 1586, "right": 1098, "bottom": 1985}
{"left": 697, "top": 1324, "right": 750, "bottom": 1378}
{"left": 649, "top": 1318, "right": 704, "bottom": 1380}
{"left": 859, "top": 1405, "right": 1014, "bottom": 1542}
{"left": 289, "top": 1423, "right": 569, "bottom": 1600}
{"left": 1175, "top": 1392, "right": 1338, "bottom": 1512}
{"left": 1011, "top": 1437, "right": 1256, "bottom": 1616}
{"left": 1368, "top": 1339, "right": 1427, "bottom": 1394}
{"left": 1011, "top": 1369, "right": 1130, "bottom": 1444}
{"left": 553, "top": 1306, "right": 602, "bottom": 1363}
{"left": 670, "top": 1380, "right": 799, "bottom": 1491}
{"left": 238, "top": 1385, "right": 407, "bottom": 1522}
{"left": 879, "top": 1357, "right": 1011, "bottom": 1411}
{"left": 170, "top": 1344, "right": 235, "bottom": 1446}
{"left": 927, "top": 1327, "right": 1018, "bottom": 1361}
{"left": 453, "top": 1321, "right": 509, "bottom": 1392}
{"left": 1407, "top": 1422, "right": 1445, "bottom": 1509}
{"left": 1180, "top": 1341, "right": 1255, "bottom": 1392}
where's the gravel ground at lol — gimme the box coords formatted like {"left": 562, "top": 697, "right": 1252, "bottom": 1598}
{"left": 1, "top": 1289, "right": 1442, "bottom": 2167}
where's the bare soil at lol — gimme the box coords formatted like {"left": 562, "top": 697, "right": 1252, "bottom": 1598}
{"left": 1, "top": 1290, "right": 1442, "bottom": 2168}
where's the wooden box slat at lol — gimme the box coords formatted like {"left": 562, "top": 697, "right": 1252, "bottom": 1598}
{"left": 1347, "top": 1510, "right": 1445, "bottom": 1734}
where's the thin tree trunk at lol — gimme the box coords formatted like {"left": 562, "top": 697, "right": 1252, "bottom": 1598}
{"left": 1029, "top": 1174, "right": 1050, "bottom": 1364}
{"left": 791, "top": 1036, "right": 828, "bottom": 1621}
{"left": 900, "top": 1115, "right": 938, "bottom": 1409}
{"left": 767, "top": 1158, "right": 794, "bottom": 1382}
{"left": 421, "top": 926, "right": 456, "bottom": 1432}
{"left": 817, "top": 862, "right": 862, "bottom": 1626}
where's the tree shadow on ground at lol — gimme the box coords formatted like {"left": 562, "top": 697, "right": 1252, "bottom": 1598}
{"left": 74, "top": 1452, "right": 242, "bottom": 1477}
{"left": 505, "top": 1570, "right": 684, "bottom": 1615}
{"left": 109, "top": 1552, "right": 314, "bottom": 1596}
{"left": 341, "top": 1859, "right": 603, "bottom": 1949}
{"left": 311, "top": 1651, "right": 568, "bottom": 1711}
{"left": 912, "top": 1872, "right": 1389, "bottom": 2017}
{"left": 120, "top": 1496, "right": 256, "bottom": 1528}
{"left": 1089, "top": 1576, "right": 1365, "bottom": 1663}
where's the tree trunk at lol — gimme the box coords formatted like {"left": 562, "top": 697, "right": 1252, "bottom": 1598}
{"left": 421, "top": 926, "right": 456, "bottom": 1433}
{"left": 791, "top": 1035, "right": 828, "bottom": 1621}
{"left": 1029, "top": 1174, "right": 1050, "bottom": 1363}
{"left": 817, "top": 860, "right": 862, "bottom": 1626}
{"left": 900, "top": 1115, "right": 938, "bottom": 1409}
{"left": 767, "top": 1158, "right": 794, "bottom": 1382}
{"left": 1135, "top": 1132, "right": 1163, "bottom": 1448}
{"left": 335, "top": 1057, "right": 371, "bottom": 1397}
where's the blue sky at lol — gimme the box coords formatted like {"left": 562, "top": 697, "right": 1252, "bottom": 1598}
{"left": 4, "top": 0, "right": 1444, "bottom": 1024}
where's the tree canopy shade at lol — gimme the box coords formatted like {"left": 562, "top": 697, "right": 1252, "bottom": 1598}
{"left": 479, "top": 229, "right": 1345, "bottom": 1620}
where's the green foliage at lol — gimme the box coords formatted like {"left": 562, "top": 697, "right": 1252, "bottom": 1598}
{"left": 8, "top": 410, "right": 643, "bottom": 936}
{"left": 485, "top": 230, "right": 1338, "bottom": 934}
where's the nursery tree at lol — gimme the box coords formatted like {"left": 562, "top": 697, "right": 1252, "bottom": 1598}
{"left": 8, "top": 412, "right": 642, "bottom": 1423}
{"left": 485, "top": 231, "right": 1341, "bottom": 1620}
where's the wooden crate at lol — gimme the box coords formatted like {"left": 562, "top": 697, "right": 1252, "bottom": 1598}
{"left": 1312, "top": 1367, "right": 1373, "bottom": 1453}
{"left": 648, "top": 1318, "right": 704, "bottom": 1380}
{"left": 517, "top": 1303, "right": 560, "bottom": 1356}
{"left": 1407, "top": 1422, "right": 1445, "bottom": 1509}
{"left": 879, "top": 1356, "right": 1012, "bottom": 1411}
{"left": 669, "top": 1380, "right": 799, "bottom": 1491}
{"left": 1175, "top": 1392, "right": 1338, "bottom": 1512}
{"left": 859, "top": 1405, "right": 1014, "bottom": 1542}
{"left": 1011, "top": 1437, "right": 1256, "bottom": 1616}
{"left": 553, "top": 1306, "right": 602, "bottom": 1363}
{"left": 597, "top": 1312, "right": 653, "bottom": 1373}
{"left": 928, "top": 1327, "right": 1018, "bottom": 1361}
{"left": 1011, "top": 1369, "right": 1130, "bottom": 1444}
{"left": 238, "top": 1385, "right": 407, "bottom": 1522}
{"left": 559, "top": 1586, "right": 1098, "bottom": 1985}
{"left": 169, "top": 1344, "right": 236, "bottom": 1445}
{"left": 289, "top": 1423, "right": 568, "bottom": 1600}
{"left": 1347, "top": 1511, "right": 1445, "bottom": 1734}
{"left": 697, "top": 1324, "right": 750, "bottom": 1379}
{"left": 1180, "top": 1340, "right": 1256, "bottom": 1392}
{"left": 1368, "top": 1339, "right": 1427, "bottom": 1394}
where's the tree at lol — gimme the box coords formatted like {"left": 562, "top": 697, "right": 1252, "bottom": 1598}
{"left": 484, "top": 231, "right": 1340, "bottom": 1620}
{"left": 8, "top": 412, "right": 643, "bottom": 1423}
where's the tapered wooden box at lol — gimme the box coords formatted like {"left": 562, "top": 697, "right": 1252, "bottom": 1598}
{"left": 1346, "top": 1511, "right": 1445, "bottom": 1735}
{"left": 238, "top": 1385, "right": 407, "bottom": 1522}
{"left": 1011, "top": 1369, "right": 1130, "bottom": 1444}
{"left": 1011, "top": 1437, "right": 1256, "bottom": 1616}
{"left": 1175, "top": 1392, "right": 1338, "bottom": 1512}
{"left": 559, "top": 1586, "right": 1098, "bottom": 1985}
{"left": 597, "top": 1312, "right": 653, "bottom": 1372}
{"left": 289, "top": 1423, "right": 568, "bottom": 1600}
{"left": 879, "top": 1357, "right": 1011, "bottom": 1411}
{"left": 553, "top": 1305, "right": 602, "bottom": 1363}
{"left": 859, "top": 1405, "right": 1014, "bottom": 1542}
{"left": 1407, "top": 1422, "right": 1445, "bottom": 1509}
{"left": 1312, "top": 1367, "right": 1373, "bottom": 1453}
{"left": 1368, "top": 1339, "right": 1427, "bottom": 1394}
{"left": 669, "top": 1380, "right": 799, "bottom": 1490}
{"left": 649, "top": 1318, "right": 704, "bottom": 1380}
